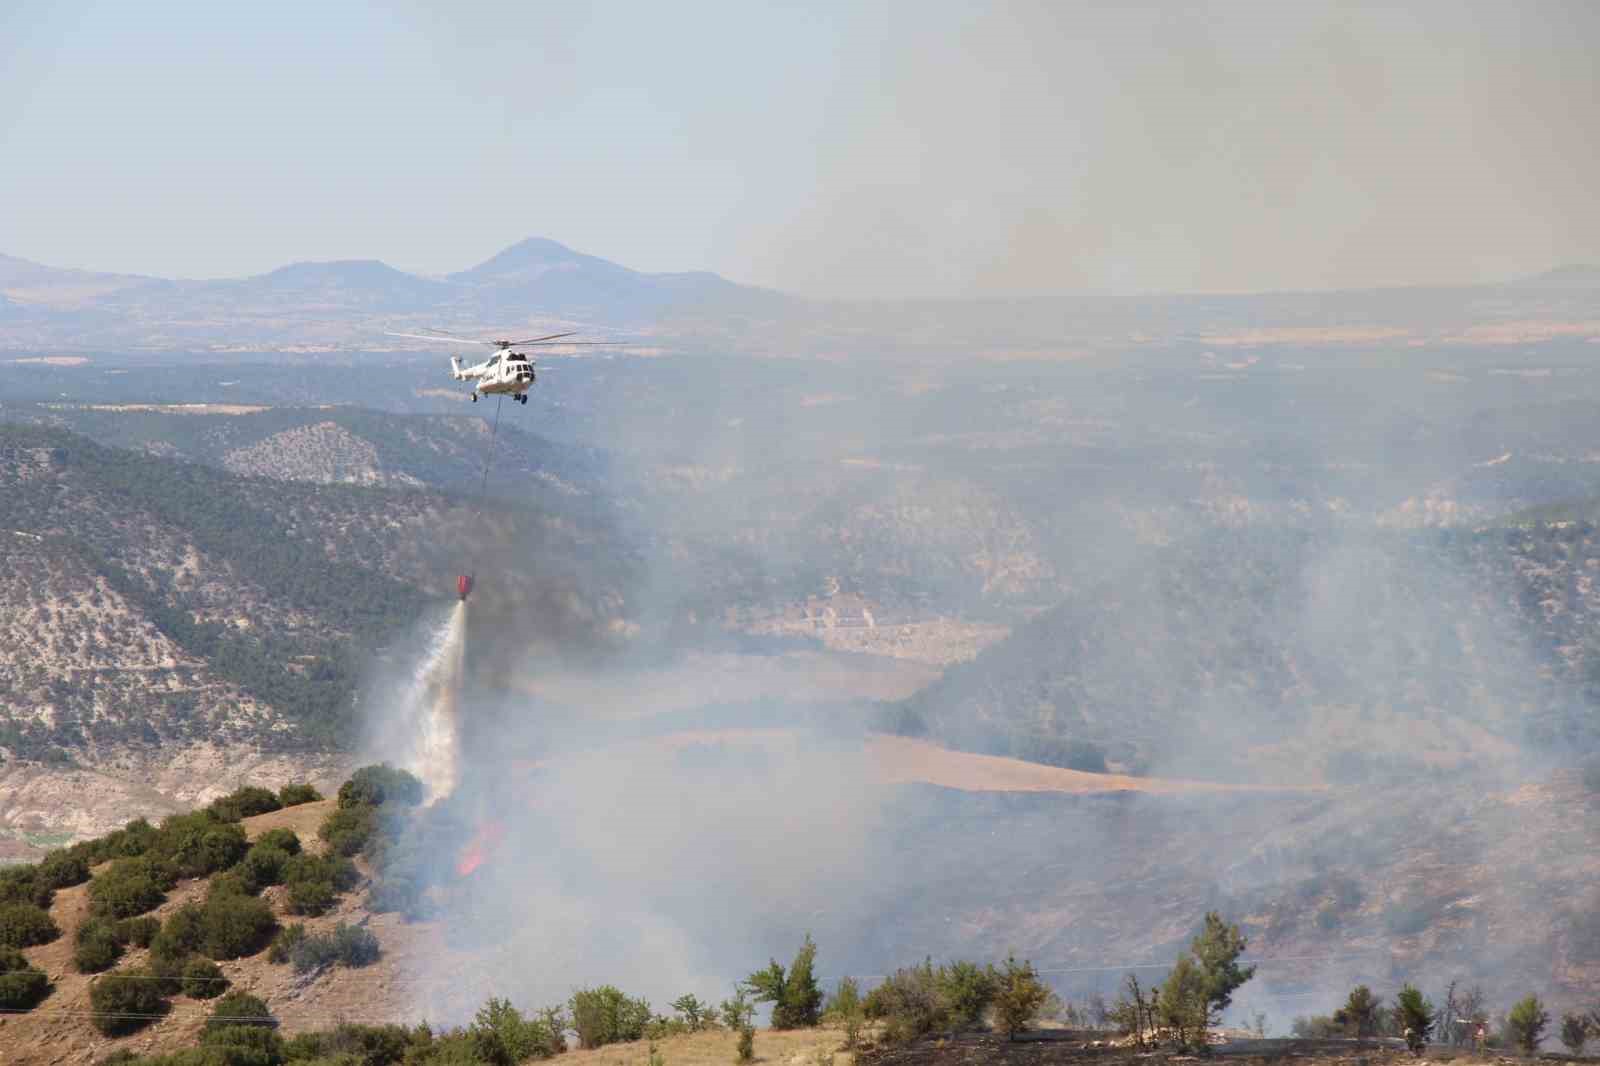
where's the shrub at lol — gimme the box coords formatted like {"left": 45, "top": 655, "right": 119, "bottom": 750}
{"left": 570, "top": 985, "right": 652, "bottom": 1048}
{"left": 0, "top": 865, "right": 52, "bottom": 909}
{"left": 284, "top": 923, "right": 381, "bottom": 975}
{"left": 89, "top": 856, "right": 176, "bottom": 920}
{"left": 156, "top": 903, "right": 207, "bottom": 959}
{"left": 37, "top": 849, "right": 91, "bottom": 889}
{"left": 89, "top": 968, "right": 168, "bottom": 1035}
{"left": 331, "top": 923, "right": 381, "bottom": 967}
{"left": 1506, "top": 995, "right": 1550, "bottom": 1053}
{"left": 0, "top": 901, "right": 60, "bottom": 948}
{"left": 199, "top": 890, "right": 277, "bottom": 959}
{"left": 202, "top": 1024, "right": 286, "bottom": 1065}
{"left": 1394, "top": 985, "right": 1436, "bottom": 1052}
{"left": 153, "top": 816, "right": 249, "bottom": 878}
{"left": 182, "top": 957, "right": 229, "bottom": 999}
{"left": 92, "top": 818, "right": 159, "bottom": 862}
{"left": 319, "top": 804, "right": 379, "bottom": 857}
{"left": 338, "top": 765, "right": 423, "bottom": 810}
{"left": 278, "top": 783, "right": 323, "bottom": 807}
{"left": 237, "top": 844, "right": 292, "bottom": 894}
{"left": 937, "top": 961, "right": 996, "bottom": 1030}
{"left": 992, "top": 955, "right": 1051, "bottom": 1042}
{"left": 470, "top": 997, "right": 563, "bottom": 1063}
{"left": 75, "top": 917, "right": 125, "bottom": 973}
{"left": 0, "top": 945, "right": 50, "bottom": 1011}
{"left": 254, "top": 827, "right": 302, "bottom": 855}
{"left": 824, "top": 977, "right": 864, "bottom": 1048}
{"left": 207, "top": 990, "right": 276, "bottom": 1028}
{"left": 269, "top": 923, "right": 307, "bottom": 964}
{"left": 208, "top": 786, "right": 282, "bottom": 822}
{"left": 115, "top": 915, "right": 161, "bottom": 948}
{"left": 287, "top": 878, "right": 337, "bottom": 917}
{"left": 1561, "top": 1011, "right": 1588, "bottom": 1054}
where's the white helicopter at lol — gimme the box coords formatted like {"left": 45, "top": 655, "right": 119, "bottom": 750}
{"left": 385, "top": 327, "right": 598, "bottom": 404}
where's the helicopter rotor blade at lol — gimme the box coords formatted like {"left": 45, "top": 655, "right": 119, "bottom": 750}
{"left": 504, "top": 332, "right": 578, "bottom": 346}
{"left": 385, "top": 331, "right": 499, "bottom": 347}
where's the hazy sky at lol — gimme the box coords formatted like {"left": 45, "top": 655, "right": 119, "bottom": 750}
{"left": 2, "top": 0, "right": 1596, "bottom": 297}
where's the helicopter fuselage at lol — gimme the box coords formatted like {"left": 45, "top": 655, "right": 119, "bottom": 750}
{"left": 452, "top": 352, "right": 535, "bottom": 403}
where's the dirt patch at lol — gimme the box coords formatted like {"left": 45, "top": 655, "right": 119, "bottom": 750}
{"left": 867, "top": 736, "right": 1321, "bottom": 796}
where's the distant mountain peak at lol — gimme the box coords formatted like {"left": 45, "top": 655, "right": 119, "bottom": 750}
{"left": 451, "top": 237, "right": 635, "bottom": 285}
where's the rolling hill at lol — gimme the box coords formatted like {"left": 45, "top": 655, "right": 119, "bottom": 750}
{"left": 898, "top": 522, "right": 1600, "bottom": 779}
{"left": 0, "top": 423, "right": 636, "bottom": 764}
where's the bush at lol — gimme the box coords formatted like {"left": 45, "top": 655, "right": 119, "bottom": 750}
{"left": 319, "top": 804, "right": 378, "bottom": 857}
{"left": 202, "top": 1024, "right": 286, "bottom": 1065}
{"left": 0, "top": 865, "right": 52, "bottom": 909}
{"left": 199, "top": 890, "right": 277, "bottom": 959}
{"left": 208, "top": 990, "right": 276, "bottom": 1028}
{"left": 1394, "top": 985, "right": 1435, "bottom": 1052}
{"left": 570, "top": 986, "right": 652, "bottom": 1048}
{"left": 237, "top": 844, "right": 292, "bottom": 894}
{"left": 89, "top": 968, "right": 168, "bottom": 1035}
{"left": 330, "top": 923, "right": 381, "bottom": 967}
{"left": 0, "top": 945, "right": 50, "bottom": 1011}
{"left": 285, "top": 923, "right": 382, "bottom": 974}
{"left": 75, "top": 917, "right": 126, "bottom": 973}
{"left": 152, "top": 816, "right": 249, "bottom": 879}
{"left": 268, "top": 923, "right": 307, "bottom": 964}
{"left": 286, "top": 878, "right": 336, "bottom": 917}
{"left": 156, "top": 903, "right": 207, "bottom": 960}
{"left": 0, "top": 901, "right": 61, "bottom": 948}
{"left": 208, "top": 786, "right": 282, "bottom": 822}
{"left": 90, "top": 856, "right": 176, "bottom": 919}
{"left": 182, "top": 957, "right": 229, "bottom": 999}
{"left": 937, "top": 960, "right": 996, "bottom": 1030}
{"left": 37, "top": 849, "right": 91, "bottom": 889}
{"left": 278, "top": 783, "right": 323, "bottom": 807}
{"left": 254, "top": 827, "right": 302, "bottom": 855}
{"left": 1506, "top": 995, "right": 1550, "bottom": 1053}
{"left": 992, "top": 955, "right": 1051, "bottom": 1042}
{"left": 470, "top": 997, "right": 563, "bottom": 1063}
{"left": 115, "top": 915, "right": 161, "bottom": 948}
{"left": 338, "top": 765, "right": 423, "bottom": 810}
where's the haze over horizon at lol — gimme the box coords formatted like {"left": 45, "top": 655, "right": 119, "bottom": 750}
{"left": 4, "top": 0, "right": 1597, "bottom": 301}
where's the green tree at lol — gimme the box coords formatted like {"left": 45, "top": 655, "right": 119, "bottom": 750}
{"left": 1560, "top": 1011, "right": 1588, "bottom": 1054}
{"left": 1506, "top": 995, "right": 1550, "bottom": 1054}
{"left": 782, "top": 934, "right": 823, "bottom": 1028}
{"left": 1157, "top": 955, "right": 1210, "bottom": 1049}
{"left": 1394, "top": 985, "right": 1435, "bottom": 1052}
{"left": 747, "top": 934, "right": 823, "bottom": 1029}
{"left": 1189, "top": 912, "right": 1255, "bottom": 1023}
{"left": 1334, "top": 985, "right": 1382, "bottom": 1038}
{"left": 992, "top": 955, "right": 1052, "bottom": 1042}
{"left": 672, "top": 994, "right": 711, "bottom": 1031}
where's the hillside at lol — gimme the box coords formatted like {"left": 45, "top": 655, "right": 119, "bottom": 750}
{"left": 0, "top": 422, "right": 638, "bottom": 851}
{"left": 899, "top": 523, "right": 1600, "bottom": 779}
